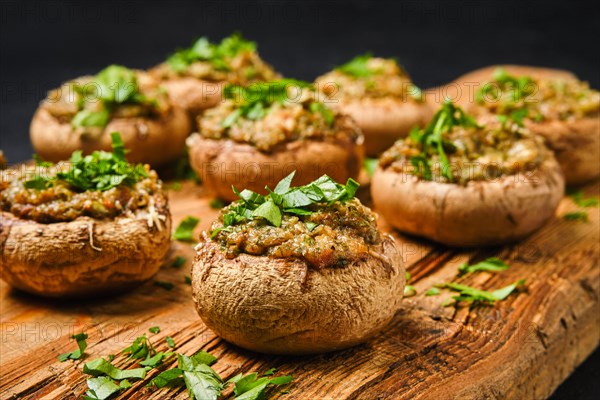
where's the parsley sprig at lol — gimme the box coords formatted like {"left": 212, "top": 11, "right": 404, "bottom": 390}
{"left": 336, "top": 53, "right": 380, "bottom": 78}
{"left": 408, "top": 101, "right": 480, "bottom": 182}
{"left": 24, "top": 132, "right": 148, "bottom": 192}
{"left": 221, "top": 79, "right": 331, "bottom": 128}
{"left": 71, "top": 65, "right": 156, "bottom": 129}
{"left": 438, "top": 280, "right": 526, "bottom": 307}
{"left": 167, "top": 33, "right": 256, "bottom": 73}
{"left": 476, "top": 68, "right": 538, "bottom": 126}
{"left": 212, "top": 172, "right": 359, "bottom": 237}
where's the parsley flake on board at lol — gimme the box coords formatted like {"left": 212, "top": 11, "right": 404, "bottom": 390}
{"left": 58, "top": 332, "right": 88, "bottom": 362}
{"left": 173, "top": 216, "right": 200, "bottom": 242}
{"left": 408, "top": 101, "right": 480, "bottom": 182}
{"left": 568, "top": 189, "right": 599, "bottom": 208}
{"left": 211, "top": 171, "right": 359, "bottom": 237}
{"left": 24, "top": 132, "right": 148, "bottom": 192}
{"left": 563, "top": 211, "right": 589, "bottom": 222}
{"left": 458, "top": 257, "right": 510, "bottom": 275}
{"left": 149, "top": 326, "right": 161, "bottom": 334}
{"left": 438, "top": 279, "right": 526, "bottom": 307}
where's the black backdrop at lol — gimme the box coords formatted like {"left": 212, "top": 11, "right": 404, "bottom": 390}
{"left": 0, "top": 1, "right": 598, "bottom": 397}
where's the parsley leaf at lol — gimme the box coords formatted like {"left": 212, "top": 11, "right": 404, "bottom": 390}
{"left": 408, "top": 101, "right": 480, "bottom": 182}
{"left": 83, "top": 376, "right": 122, "bottom": 400}
{"left": 569, "top": 189, "right": 599, "bottom": 208}
{"left": 438, "top": 279, "right": 526, "bottom": 306}
{"left": 25, "top": 132, "right": 147, "bottom": 192}
{"left": 83, "top": 357, "right": 146, "bottom": 381}
{"left": 458, "top": 257, "right": 510, "bottom": 275}
{"left": 563, "top": 211, "right": 588, "bottom": 221}
{"left": 232, "top": 372, "right": 293, "bottom": 400}
{"left": 154, "top": 281, "right": 175, "bottom": 291}
{"left": 165, "top": 336, "right": 176, "bottom": 348}
{"left": 148, "top": 326, "right": 161, "bottom": 334}
{"left": 364, "top": 158, "right": 378, "bottom": 177}
{"left": 122, "top": 335, "right": 155, "bottom": 360}
{"left": 171, "top": 256, "right": 186, "bottom": 268}
{"left": 336, "top": 53, "right": 377, "bottom": 78}
{"left": 58, "top": 332, "right": 88, "bottom": 362}
{"left": 167, "top": 33, "right": 256, "bottom": 73}
{"left": 173, "top": 216, "right": 200, "bottom": 242}
{"left": 425, "top": 287, "right": 440, "bottom": 296}
{"left": 214, "top": 171, "right": 359, "bottom": 233}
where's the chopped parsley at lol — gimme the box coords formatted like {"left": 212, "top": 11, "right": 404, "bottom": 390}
{"left": 403, "top": 272, "right": 416, "bottom": 297}
{"left": 184, "top": 275, "right": 192, "bottom": 285}
{"left": 167, "top": 32, "right": 256, "bottom": 73}
{"left": 71, "top": 65, "right": 156, "bottom": 129}
{"left": 83, "top": 357, "right": 146, "bottom": 381}
{"left": 568, "top": 189, "right": 599, "bottom": 208}
{"left": 82, "top": 376, "right": 123, "bottom": 400}
{"left": 221, "top": 79, "right": 316, "bottom": 127}
{"left": 458, "top": 257, "right": 510, "bottom": 275}
{"left": 336, "top": 53, "right": 379, "bottom": 78}
{"left": 165, "top": 336, "right": 176, "bottom": 348}
{"left": 364, "top": 158, "right": 378, "bottom": 177}
{"left": 476, "top": 68, "right": 537, "bottom": 125}
{"left": 173, "top": 216, "right": 200, "bottom": 242}
{"left": 171, "top": 256, "right": 186, "bottom": 269}
{"left": 425, "top": 287, "right": 440, "bottom": 296}
{"left": 563, "top": 211, "right": 589, "bottom": 222}
{"left": 209, "top": 198, "right": 227, "bottom": 209}
{"left": 438, "top": 279, "right": 526, "bottom": 307}
{"left": 58, "top": 332, "right": 88, "bottom": 362}
{"left": 212, "top": 171, "right": 359, "bottom": 236}
{"left": 154, "top": 280, "right": 175, "bottom": 291}
{"left": 24, "top": 132, "right": 148, "bottom": 192}
{"left": 149, "top": 326, "right": 161, "bottom": 334}
{"left": 408, "top": 101, "right": 480, "bottom": 182}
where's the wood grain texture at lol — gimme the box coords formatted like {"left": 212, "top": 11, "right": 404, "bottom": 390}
{"left": 1, "top": 179, "right": 598, "bottom": 400}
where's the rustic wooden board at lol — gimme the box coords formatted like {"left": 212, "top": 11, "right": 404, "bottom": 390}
{"left": 1, "top": 178, "right": 598, "bottom": 400}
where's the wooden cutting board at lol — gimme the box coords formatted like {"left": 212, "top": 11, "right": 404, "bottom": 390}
{"left": 1, "top": 178, "right": 598, "bottom": 400}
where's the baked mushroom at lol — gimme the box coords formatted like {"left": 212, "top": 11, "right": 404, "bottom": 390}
{"left": 0, "top": 133, "right": 171, "bottom": 297}
{"left": 30, "top": 65, "right": 191, "bottom": 167}
{"left": 449, "top": 65, "right": 599, "bottom": 185}
{"left": 371, "top": 102, "right": 564, "bottom": 247}
{"left": 187, "top": 80, "right": 364, "bottom": 202}
{"left": 191, "top": 172, "right": 405, "bottom": 354}
{"left": 315, "top": 54, "right": 433, "bottom": 156}
{"left": 151, "top": 33, "right": 280, "bottom": 114}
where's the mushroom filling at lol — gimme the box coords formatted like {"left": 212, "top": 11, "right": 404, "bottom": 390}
{"left": 209, "top": 173, "right": 382, "bottom": 269}
{"left": 379, "top": 102, "right": 549, "bottom": 184}
{"left": 315, "top": 55, "right": 423, "bottom": 102}
{"left": 197, "top": 80, "right": 362, "bottom": 152}
{"left": 156, "top": 33, "right": 279, "bottom": 85}
{"left": 0, "top": 134, "right": 164, "bottom": 223}
{"left": 211, "top": 199, "right": 381, "bottom": 269}
{"left": 476, "top": 68, "right": 600, "bottom": 121}
{"left": 42, "top": 65, "right": 170, "bottom": 135}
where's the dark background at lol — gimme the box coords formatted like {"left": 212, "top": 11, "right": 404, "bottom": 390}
{"left": 0, "top": 0, "right": 598, "bottom": 397}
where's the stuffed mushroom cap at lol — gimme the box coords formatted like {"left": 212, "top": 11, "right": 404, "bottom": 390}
{"left": 30, "top": 65, "right": 191, "bottom": 168}
{"left": 0, "top": 134, "right": 171, "bottom": 297}
{"left": 447, "top": 65, "right": 600, "bottom": 185}
{"left": 372, "top": 102, "right": 564, "bottom": 247}
{"left": 188, "top": 80, "right": 364, "bottom": 201}
{"left": 315, "top": 55, "right": 433, "bottom": 156}
{"left": 192, "top": 173, "right": 405, "bottom": 355}
{"left": 150, "top": 33, "right": 280, "bottom": 113}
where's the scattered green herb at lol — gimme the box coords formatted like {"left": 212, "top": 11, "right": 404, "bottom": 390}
{"left": 231, "top": 371, "right": 293, "bottom": 400}
{"left": 165, "top": 336, "right": 176, "bottom": 348}
{"left": 171, "top": 256, "right": 186, "bottom": 269}
{"left": 209, "top": 198, "right": 227, "bottom": 209}
{"left": 438, "top": 279, "right": 526, "bottom": 307}
{"left": 122, "top": 335, "right": 155, "bottom": 360}
{"left": 184, "top": 276, "right": 192, "bottom": 285}
{"left": 154, "top": 281, "right": 175, "bottom": 291}
{"left": 25, "top": 133, "right": 147, "bottom": 192}
{"left": 221, "top": 79, "right": 315, "bottom": 127}
{"left": 173, "top": 216, "right": 200, "bottom": 242}
{"left": 82, "top": 376, "right": 122, "bottom": 400}
{"left": 336, "top": 53, "right": 378, "bottom": 78}
{"left": 212, "top": 172, "right": 359, "bottom": 237}
{"left": 149, "top": 326, "right": 161, "bottom": 334}
{"left": 83, "top": 357, "right": 146, "bottom": 381}
{"left": 568, "top": 189, "right": 599, "bottom": 208}
{"left": 458, "top": 257, "right": 510, "bottom": 275}
{"left": 167, "top": 33, "right": 256, "bottom": 73}
{"left": 364, "top": 158, "right": 378, "bottom": 177}
{"left": 58, "top": 332, "right": 88, "bottom": 362}
{"left": 563, "top": 211, "right": 588, "bottom": 222}
{"left": 425, "top": 287, "right": 440, "bottom": 296}
{"left": 408, "top": 101, "right": 480, "bottom": 182}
